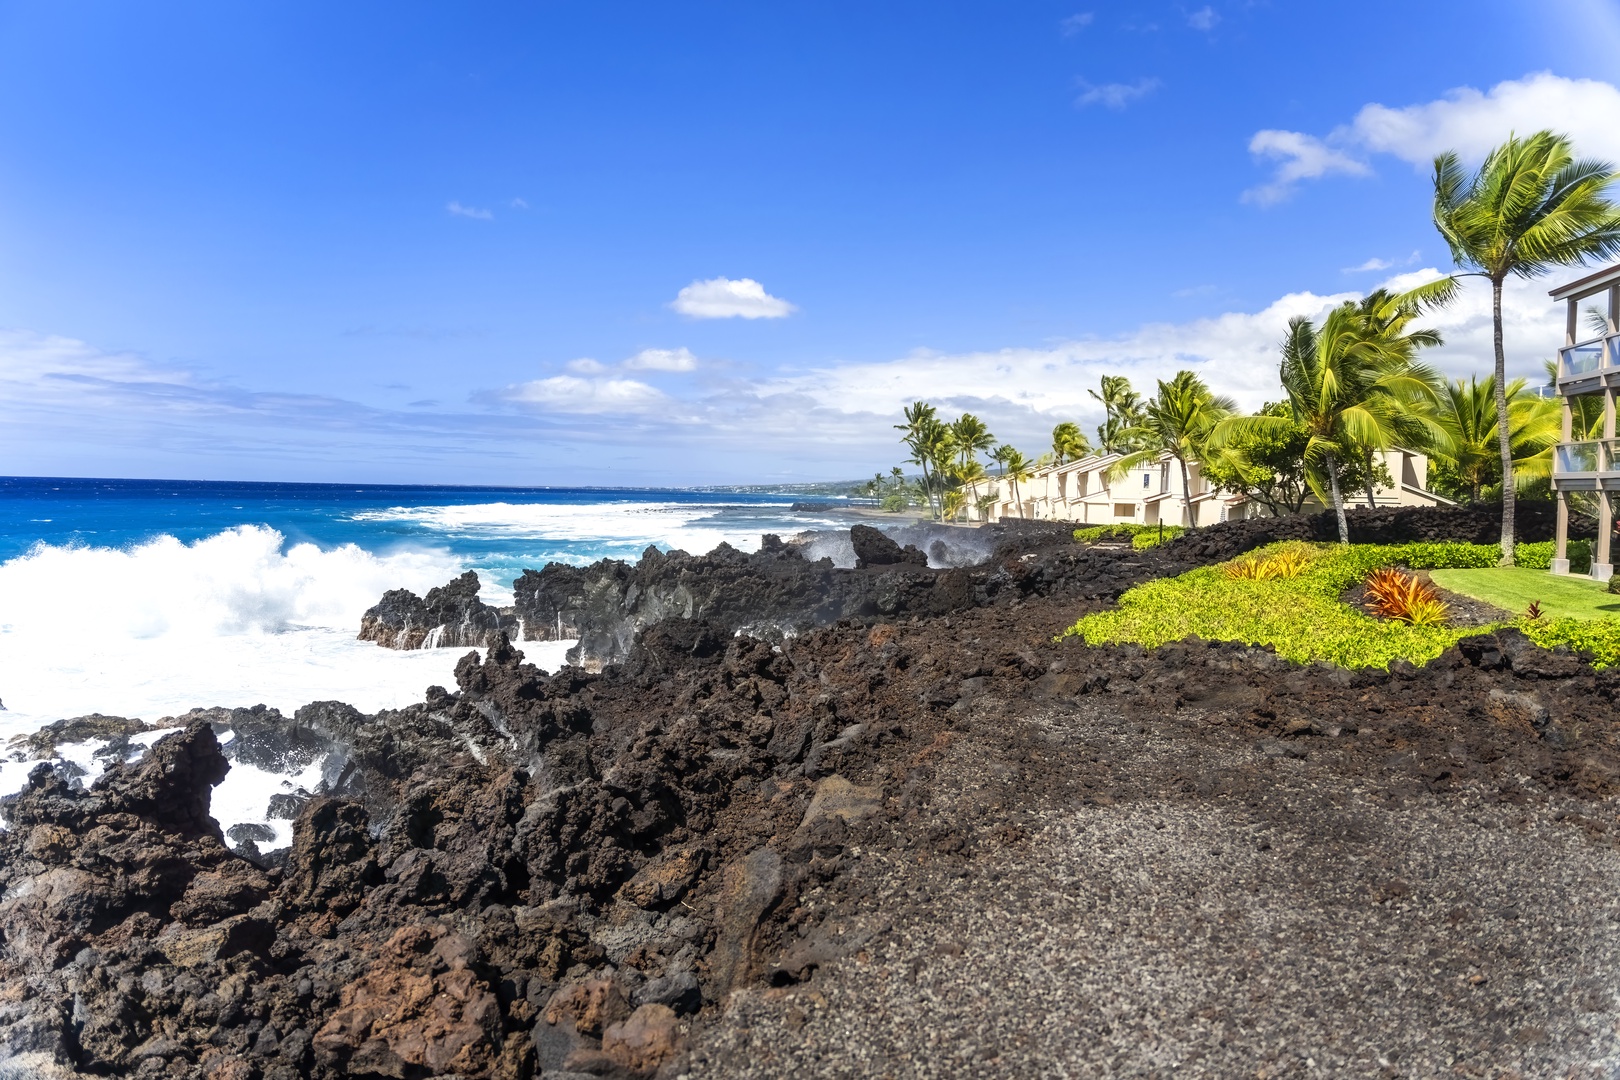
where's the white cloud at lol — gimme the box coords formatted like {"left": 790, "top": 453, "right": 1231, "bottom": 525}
{"left": 763, "top": 289, "right": 1357, "bottom": 426}
{"left": 624, "top": 347, "right": 698, "bottom": 372}
{"left": 1343, "top": 250, "right": 1421, "bottom": 273}
{"left": 497, "top": 375, "right": 666, "bottom": 414}
{"left": 566, "top": 358, "right": 608, "bottom": 374}
{"left": 1060, "top": 12, "right": 1094, "bottom": 34}
{"left": 1242, "top": 130, "right": 1372, "bottom": 205}
{"left": 670, "top": 277, "right": 797, "bottom": 319}
{"left": 510, "top": 197, "right": 529, "bottom": 209}
{"left": 1076, "top": 77, "right": 1161, "bottom": 110}
{"left": 447, "top": 201, "right": 493, "bottom": 220}
{"left": 1187, "top": 6, "right": 1218, "bottom": 31}
{"left": 1349, "top": 72, "right": 1620, "bottom": 168}
{"left": 1246, "top": 73, "right": 1620, "bottom": 205}
{"left": 749, "top": 268, "right": 1570, "bottom": 460}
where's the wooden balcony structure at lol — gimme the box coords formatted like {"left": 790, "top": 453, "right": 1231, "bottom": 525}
{"left": 1550, "top": 263, "right": 1620, "bottom": 579}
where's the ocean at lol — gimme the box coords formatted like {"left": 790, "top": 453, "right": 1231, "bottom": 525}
{"left": 0, "top": 476, "right": 856, "bottom": 825}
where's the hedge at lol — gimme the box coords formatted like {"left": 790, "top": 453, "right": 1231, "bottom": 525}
{"left": 1513, "top": 539, "right": 1593, "bottom": 573}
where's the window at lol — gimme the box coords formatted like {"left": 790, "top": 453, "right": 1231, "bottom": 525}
{"left": 1114, "top": 503, "right": 1135, "bottom": 518}
{"left": 1142, "top": 473, "right": 1150, "bottom": 489}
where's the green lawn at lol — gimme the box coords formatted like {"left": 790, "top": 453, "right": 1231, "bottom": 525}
{"left": 1430, "top": 566, "right": 1620, "bottom": 620}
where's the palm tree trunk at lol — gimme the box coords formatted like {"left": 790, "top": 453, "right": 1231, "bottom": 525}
{"left": 1177, "top": 457, "right": 1194, "bottom": 528}
{"left": 1364, "top": 451, "right": 1379, "bottom": 509}
{"left": 1493, "top": 277, "right": 1515, "bottom": 565}
{"left": 1325, "top": 451, "right": 1350, "bottom": 544}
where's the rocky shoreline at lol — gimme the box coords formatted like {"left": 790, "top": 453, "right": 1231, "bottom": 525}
{"left": 6, "top": 503, "right": 1620, "bottom": 1078}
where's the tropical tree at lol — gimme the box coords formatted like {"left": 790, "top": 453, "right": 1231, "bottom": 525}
{"left": 1432, "top": 130, "right": 1620, "bottom": 561}
{"left": 895, "top": 402, "right": 959, "bottom": 521}
{"left": 1051, "top": 421, "right": 1091, "bottom": 464}
{"left": 990, "top": 443, "right": 1017, "bottom": 476}
{"left": 1090, "top": 375, "right": 1146, "bottom": 453}
{"left": 1000, "top": 448, "right": 1034, "bottom": 519}
{"left": 895, "top": 402, "right": 941, "bottom": 518}
{"left": 1343, "top": 286, "right": 1452, "bottom": 506}
{"left": 1429, "top": 375, "right": 1561, "bottom": 502}
{"left": 941, "top": 489, "right": 967, "bottom": 522}
{"left": 1108, "top": 371, "right": 1235, "bottom": 527}
{"left": 950, "top": 413, "right": 995, "bottom": 469}
{"left": 1202, "top": 400, "right": 1315, "bottom": 516}
{"left": 1212, "top": 306, "right": 1442, "bottom": 544}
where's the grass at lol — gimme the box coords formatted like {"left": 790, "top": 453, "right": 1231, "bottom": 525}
{"left": 1430, "top": 567, "right": 1620, "bottom": 621}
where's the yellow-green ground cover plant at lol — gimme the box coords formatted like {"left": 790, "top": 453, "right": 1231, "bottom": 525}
{"left": 1064, "top": 540, "right": 1620, "bottom": 670}
{"left": 1072, "top": 523, "right": 1186, "bottom": 549}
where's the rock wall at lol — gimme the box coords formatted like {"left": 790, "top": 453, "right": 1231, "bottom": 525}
{"left": 1153, "top": 501, "right": 1567, "bottom": 564}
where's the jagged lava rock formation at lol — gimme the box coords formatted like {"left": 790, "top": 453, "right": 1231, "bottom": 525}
{"left": 358, "top": 570, "right": 519, "bottom": 650}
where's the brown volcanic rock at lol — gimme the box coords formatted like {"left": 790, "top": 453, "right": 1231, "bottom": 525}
{"left": 312, "top": 923, "right": 517, "bottom": 1078}
{"left": 358, "top": 569, "right": 518, "bottom": 650}
{"left": 0, "top": 723, "right": 273, "bottom": 1075}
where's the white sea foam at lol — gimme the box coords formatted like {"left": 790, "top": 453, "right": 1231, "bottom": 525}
{"left": 350, "top": 499, "right": 802, "bottom": 561}
{"left": 0, "top": 526, "right": 576, "bottom": 830}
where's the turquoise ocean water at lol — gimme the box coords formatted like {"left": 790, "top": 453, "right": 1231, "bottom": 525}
{"left": 0, "top": 476, "right": 854, "bottom": 778}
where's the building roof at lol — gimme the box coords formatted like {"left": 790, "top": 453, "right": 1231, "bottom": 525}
{"left": 1550, "top": 262, "right": 1620, "bottom": 303}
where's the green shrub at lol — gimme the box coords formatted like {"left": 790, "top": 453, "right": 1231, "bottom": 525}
{"left": 1131, "top": 525, "right": 1186, "bottom": 549}
{"left": 1514, "top": 541, "right": 1553, "bottom": 569}
{"left": 1062, "top": 540, "right": 1506, "bottom": 669}
{"left": 1514, "top": 539, "right": 1591, "bottom": 573}
{"left": 1520, "top": 616, "right": 1620, "bottom": 669}
{"left": 1074, "top": 524, "right": 1148, "bottom": 544}
{"left": 1072, "top": 523, "right": 1186, "bottom": 547}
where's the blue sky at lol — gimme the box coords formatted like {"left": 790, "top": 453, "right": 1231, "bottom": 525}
{"left": 2, "top": 1, "right": 1619, "bottom": 484}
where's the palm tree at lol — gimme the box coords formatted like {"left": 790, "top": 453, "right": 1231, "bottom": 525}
{"left": 896, "top": 402, "right": 940, "bottom": 518}
{"left": 1051, "top": 421, "right": 1091, "bottom": 464}
{"left": 1433, "top": 131, "right": 1620, "bottom": 562}
{"left": 990, "top": 443, "right": 1016, "bottom": 476}
{"left": 1090, "top": 375, "right": 1145, "bottom": 453}
{"left": 1109, "top": 371, "right": 1235, "bottom": 527}
{"left": 896, "top": 402, "right": 956, "bottom": 521}
{"left": 1432, "top": 375, "right": 1561, "bottom": 502}
{"left": 1345, "top": 285, "right": 1451, "bottom": 506}
{"left": 1212, "top": 307, "right": 1442, "bottom": 544}
{"left": 950, "top": 413, "right": 996, "bottom": 469}
{"left": 1000, "top": 448, "right": 1034, "bottom": 519}
{"left": 941, "top": 489, "right": 967, "bottom": 522}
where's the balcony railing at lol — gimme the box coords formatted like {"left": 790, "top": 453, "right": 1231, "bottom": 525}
{"left": 1560, "top": 338, "right": 1607, "bottom": 380}
{"left": 1557, "top": 440, "right": 1601, "bottom": 473}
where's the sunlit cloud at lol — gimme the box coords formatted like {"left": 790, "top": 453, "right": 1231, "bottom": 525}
{"left": 670, "top": 277, "right": 797, "bottom": 319}
{"left": 1245, "top": 73, "right": 1620, "bottom": 205}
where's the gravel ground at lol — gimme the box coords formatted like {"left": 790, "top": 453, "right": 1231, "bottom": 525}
{"left": 685, "top": 693, "right": 1620, "bottom": 1079}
